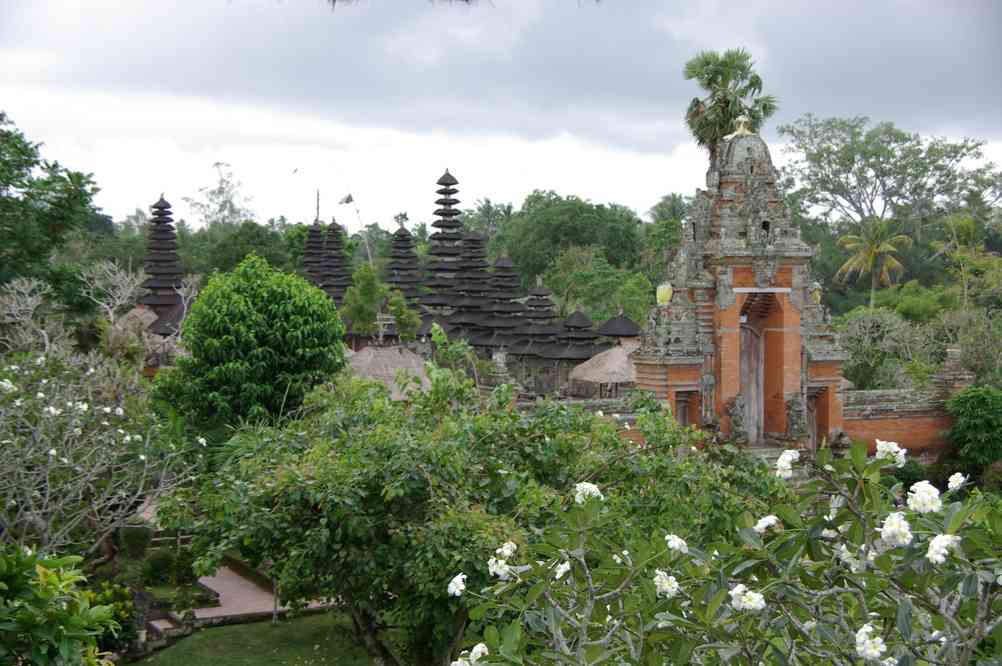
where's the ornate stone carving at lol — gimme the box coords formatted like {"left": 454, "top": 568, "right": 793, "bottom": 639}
{"left": 752, "top": 258, "right": 778, "bottom": 288}
{"left": 715, "top": 267, "right": 736, "bottom": 309}
{"left": 785, "top": 394, "right": 808, "bottom": 440}
{"left": 726, "top": 395, "right": 748, "bottom": 444}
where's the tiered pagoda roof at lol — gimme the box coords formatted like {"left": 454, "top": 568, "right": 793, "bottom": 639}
{"left": 541, "top": 309, "right": 605, "bottom": 361}
{"left": 596, "top": 313, "right": 641, "bottom": 338}
{"left": 448, "top": 232, "right": 492, "bottom": 340}
{"left": 318, "top": 222, "right": 352, "bottom": 306}
{"left": 508, "top": 284, "right": 562, "bottom": 357}
{"left": 302, "top": 222, "right": 326, "bottom": 285}
{"left": 422, "top": 170, "right": 464, "bottom": 311}
{"left": 138, "top": 196, "right": 183, "bottom": 315}
{"left": 472, "top": 255, "right": 526, "bottom": 348}
{"left": 385, "top": 222, "right": 423, "bottom": 301}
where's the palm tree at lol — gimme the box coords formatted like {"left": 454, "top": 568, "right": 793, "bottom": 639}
{"left": 683, "top": 48, "right": 778, "bottom": 165}
{"left": 835, "top": 218, "right": 914, "bottom": 308}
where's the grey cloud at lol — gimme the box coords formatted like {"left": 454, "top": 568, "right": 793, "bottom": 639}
{"left": 2, "top": 0, "right": 1000, "bottom": 153}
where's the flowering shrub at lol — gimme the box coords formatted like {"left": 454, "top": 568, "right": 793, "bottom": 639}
{"left": 457, "top": 441, "right": 1001, "bottom": 664}
{"left": 0, "top": 545, "right": 117, "bottom": 666}
{"left": 0, "top": 352, "right": 187, "bottom": 556}
{"left": 160, "top": 362, "right": 786, "bottom": 664}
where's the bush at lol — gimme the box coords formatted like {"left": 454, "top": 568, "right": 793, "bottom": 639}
{"left": 84, "top": 582, "right": 138, "bottom": 652}
{"left": 118, "top": 522, "right": 153, "bottom": 560}
{"left": 981, "top": 459, "right": 1002, "bottom": 492}
{"left": 946, "top": 385, "right": 1002, "bottom": 472}
{"left": 883, "top": 457, "right": 929, "bottom": 489}
{"left": 152, "top": 254, "right": 347, "bottom": 433}
{"left": 142, "top": 548, "right": 176, "bottom": 586}
{"left": 0, "top": 545, "right": 117, "bottom": 665}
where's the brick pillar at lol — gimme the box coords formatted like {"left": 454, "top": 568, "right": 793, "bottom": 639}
{"left": 715, "top": 297, "right": 743, "bottom": 436}
{"left": 762, "top": 294, "right": 802, "bottom": 437}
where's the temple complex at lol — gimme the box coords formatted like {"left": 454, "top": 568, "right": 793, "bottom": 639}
{"left": 632, "top": 118, "right": 847, "bottom": 446}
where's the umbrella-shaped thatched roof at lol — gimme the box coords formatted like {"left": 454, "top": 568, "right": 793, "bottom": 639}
{"left": 568, "top": 340, "right": 639, "bottom": 385}
{"left": 348, "top": 346, "right": 430, "bottom": 400}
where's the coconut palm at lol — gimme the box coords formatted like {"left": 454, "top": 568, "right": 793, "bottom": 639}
{"left": 835, "top": 218, "right": 914, "bottom": 308}
{"left": 683, "top": 48, "right": 778, "bottom": 164}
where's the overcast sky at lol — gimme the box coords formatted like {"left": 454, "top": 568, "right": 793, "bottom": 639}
{"left": 2, "top": 0, "right": 1000, "bottom": 232}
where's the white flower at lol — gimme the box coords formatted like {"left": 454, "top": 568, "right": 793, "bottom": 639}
{"left": 907, "top": 480, "right": 942, "bottom": 514}
{"left": 123, "top": 435, "right": 132, "bottom": 443}
{"left": 488, "top": 557, "right": 515, "bottom": 581}
{"left": 197, "top": 436, "right": 207, "bottom": 447}
{"left": 729, "top": 584, "right": 766, "bottom": 612}
{"left": 612, "top": 554, "right": 622, "bottom": 564}
{"left": 595, "top": 410, "right": 604, "bottom": 417}
{"left": 855, "top": 623, "right": 887, "bottom": 661}
{"left": 114, "top": 407, "right": 124, "bottom": 417}
{"left": 35, "top": 356, "right": 45, "bottom": 366}
{"left": 554, "top": 561, "right": 571, "bottom": 580}
{"left": 139, "top": 454, "right": 147, "bottom": 462}
{"left": 0, "top": 378, "right": 16, "bottom": 393}
{"left": 447, "top": 573, "right": 466, "bottom": 597}
{"left": 7, "top": 365, "right": 19, "bottom": 372}
{"left": 878, "top": 512, "right": 912, "bottom": 547}
{"left": 665, "top": 534, "right": 688, "bottom": 554}
{"left": 43, "top": 405, "right": 62, "bottom": 417}
{"left": 926, "top": 534, "right": 961, "bottom": 565}
{"left": 101, "top": 420, "right": 109, "bottom": 426}
{"left": 74, "top": 401, "right": 88, "bottom": 413}
{"left": 13, "top": 399, "right": 22, "bottom": 407}
{"left": 821, "top": 528, "right": 839, "bottom": 539}
{"left": 837, "top": 544, "right": 864, "bottom": 573}
{"left": 947, "top": 472, "right": 967, "bottom": 491}
{"left": 875, "top": 439, "right": 906, "bottom": 468}
{"left": 102, "top": 406, "right": 112, "bottom": 414}
{"left": 880, "top": 657, "right": 896, "bottom": 666}
{"left": 802, "top": 620, "right": 816, "bottom": 632}
{"left": 495, "top": 541, "right": 517, "bottom": 560}
{"left": 59, "top": 457, "right": 68, "bottom": 464}
{"left": 47, "top": 448, "right": 57, "bottom": 456}
{"left": 653, "top": 569, "right": 680, "bottom": 598}
{"left": 753, "top": 515, "right": 780, "bottom": 534}
{"left": 775, "top": 449, "right": 800, "bottom": 479}
{"left": 36, "top": 392, "right": 45, "bottom": 399}
{"left": 574, "top": 482, "right": 604, "bottom": 504}
{"left": 469, "top": 643, "right": 489, "bottom": 662}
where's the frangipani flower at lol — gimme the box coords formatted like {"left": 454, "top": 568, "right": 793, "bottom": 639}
{"left": 907, "top": 480, "right": 942, "bottom": 514}
{"left": 574, "top": 482, "right": 604, "bottom": 504}
{"left": 729, "top": 584, "right": 766, "bottom": 612}
{"left": 855, "top": 623, "right": 887, "bottom": 661}
{"left": 447, "top": 573, "right": 466, "bottom": 597}
{"left": 926, "top": 534, "right": 961, "bottom": 564}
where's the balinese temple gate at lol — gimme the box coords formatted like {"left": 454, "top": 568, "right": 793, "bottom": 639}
{"left": 633, "top": 118, "right": 847, "bottom": 448}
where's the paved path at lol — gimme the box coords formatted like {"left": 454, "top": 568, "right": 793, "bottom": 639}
{"left": 194, "top": 566, "right": 277, "bottom": 619}
{"left": 193, "top": 565, "right": 327, "bottom": 620}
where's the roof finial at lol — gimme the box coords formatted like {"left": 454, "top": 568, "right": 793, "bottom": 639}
{"left": 726, "top": 114, "right": 754, "bottom": 139}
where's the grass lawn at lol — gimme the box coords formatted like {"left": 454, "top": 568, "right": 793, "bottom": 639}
{"left": 141, "top": 613, "right": 372, "bottom": 666}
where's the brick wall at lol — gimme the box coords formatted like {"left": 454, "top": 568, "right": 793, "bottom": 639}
{"left": 842, "top": 389, "right": 952, "bottom": 460}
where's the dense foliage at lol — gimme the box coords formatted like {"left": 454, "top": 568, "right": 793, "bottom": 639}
{"left": 0, "top": 546, "right": 117, "bottom": 666}
{"left": 159, "top": 360, "right": 787, "bottom": 665}
{"left": 152, "top": 255, "right": 347, "bottom": 432}
{"left": 947, "top": 386, "right": 1002, "bottom": 474}
{"left": 463, "top": 443, "right": 1001, "bottom": 664}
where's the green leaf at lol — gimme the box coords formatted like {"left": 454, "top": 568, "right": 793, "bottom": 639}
{"left": 469, "top": 602, "right": 491, "bottom": 621}
{"left": 850, "top": 440, "right": 868, "bottom": 472}
{"left": 704, "top": 588, "right": 728, "bottom": 622}
{"left": 896, "top": 597, "right": 912, "bottom": 640}
{"left": 484, "top": 625, "right": 500, "bottom": 651}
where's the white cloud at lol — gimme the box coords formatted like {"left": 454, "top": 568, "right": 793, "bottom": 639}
{"left": 2, "top": 84, "right": 707, "bottom": 233}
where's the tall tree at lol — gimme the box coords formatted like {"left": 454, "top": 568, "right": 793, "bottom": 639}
{"left": 0, "top": 112, "right": 99, "bottom": 285}
{"left": 779, "top": 115, "right": 1000, "bottom": 238}
{"left": 835, "top": 218, "right": 913, "bottom": 308}
{"left": 683, "top": 48, "right": 777, "bottom": 164}
{"left": 459, "top": 198, "right": 515, "bottom": 257}
{"left": 506, "top": 191, "right": 642, "bottom": 284}
{"left": 183, "top": 161, "right": 253, "bottom": 228}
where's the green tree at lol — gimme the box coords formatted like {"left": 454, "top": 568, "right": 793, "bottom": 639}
{"left": 0, "top": 547, "right": 117, "bottom": 666}
{"left": 543, "top": 246, "right": 653, "bottom": 325}
{"left": 835, "top": 218, "right": 914, "bottom": 308}
{"left": 153, "top": 255, "right": 346, "bottom": 433}
{"left": 779, "top": 115, "right": 999, "bottom": 238}
{"left": 506, "top": 191, "right": 642, "bottom": 284}
{"left": 0, "top": 112, "right": 99, "bottom": 285}
{"left": 683, "top": 48, "right": 778, "bottom": 164}
{"left": 204, "top": 221, "right": 291, "bottom": 274}
{"left": 459, "top": 198, "right": 515, "bottom": 257}
{"left": 342, "top": 264, "right": 420, "bottom": 341}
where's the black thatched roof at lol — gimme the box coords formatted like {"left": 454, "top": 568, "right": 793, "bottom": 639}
{"left": 138, "top": 195, "right": 182, "bottom": 312}
{"left": 596, "top": 314, "right": 641, "bottom": 337}
{"left": 563, "top": 310, "right": 593, "bottom": 330}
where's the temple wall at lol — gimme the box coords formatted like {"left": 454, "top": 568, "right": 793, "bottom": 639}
{"left": 841, "top": 389, "right": 952, "bottom": 460}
